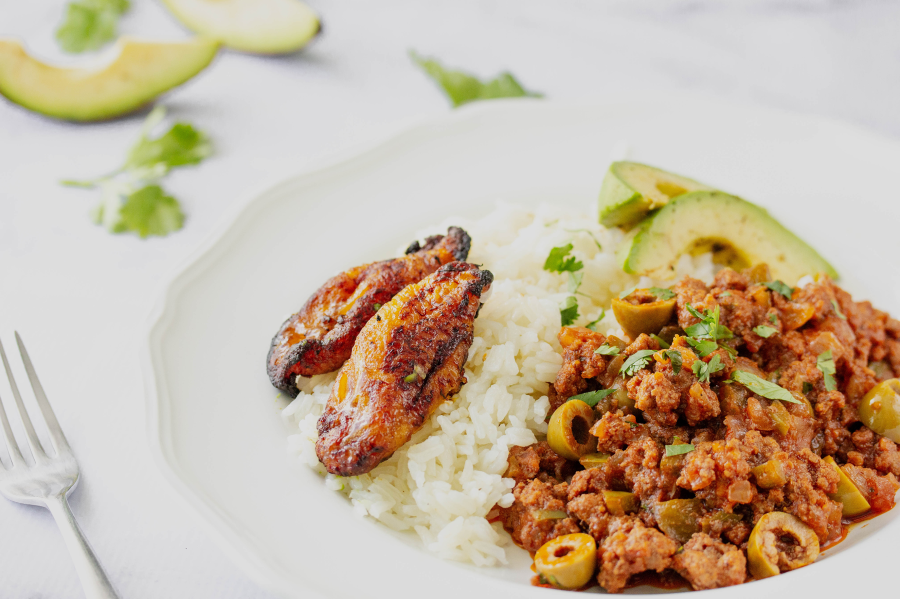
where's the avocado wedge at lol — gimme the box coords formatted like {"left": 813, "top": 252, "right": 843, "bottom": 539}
{"left": 162, "top": 0, "right": 320, "bottom": 55}
{"left": 621, "top": 191, "right": 838, "bottom": 283}
{"left": 598, "top": 161, "right": 713, "bottom": 228}
{"left": 0, "top": 37, "right": 218, "bottom": 122}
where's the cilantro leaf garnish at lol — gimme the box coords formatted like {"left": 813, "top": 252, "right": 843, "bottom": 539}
{"left": 831, "top": 299, "right": 847, "bottom": 320}
{"left": 764, "top": 280, "right": 794, "bottom": 299}
{"left": 410, "top": 51, "right": 542, "bottom": 108}
{"left": 543, "top": 244, "right": 583, "bottom": 273}
{"left": 685, "top": 337, "right": 718, "bottom": 358}
{"left": 594, "top": 343, "right": 620, "bottom": 356}
{"left": 730, "top": 370, "right": 801, "bottom": 404}
{"left": 802, "top": 381, "right": 813, "bottom": 395}
{"left": 651, "top": 334, "right": 671, "bottom": 349}
{"left": 113, "top": 185, "right": 184, "bottom": 238}
{"left": 568, "top": 271, "right": 584, "bottom": 294}
{"left": 684, "top": 304, "right": 733, "bottom": 341}
{"left": 649, "top": 287, "right": 676, "bottom": 300}
{"left": 692, "top": 354, "right": 724, "bottom": 383}
{"left": 664, "top": 349, "right": 683, "bottom": 374}
{"left": 56, "top": 0, "right": 129, "bottom": 53}
{"left": 568, "top": 388, "right": 616, "bottom": 408}
{"left": 563, "top": 229, "right": 603, "bottom": 251}
{"left": 586, "top": 310, "right": 605, "bottom": 332}
{"left": 62, "top": 107, "right": 211, "bottom": 238}
{"left": 560, "top": 296, "right": 579, "bottom": 326}
{"left": 753, "top": 325, "right": 777, "bottom": 338}
{"left": 619, "top": 285, "right": 637, "bottom": 300}
{"left": 768, "top": 313, "right": 778, "bottom": 324}
{"left": 817, "top": 350, "right": 837, "bottom": 391}
{"left": 620, "top": 349, "right": 656, "bottom": 376}
{"left": 665, "top": 443, "right": 695, "bottom": 457}
{"left": 126, "top": 121, "right": 212, "bottom": 177}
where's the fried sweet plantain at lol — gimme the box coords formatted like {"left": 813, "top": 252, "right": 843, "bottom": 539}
{"left": 315, "top": 261, "right": 493, "bottom": 476}
{"left": 267, "top": 227, "right": 471, "bottom": 397}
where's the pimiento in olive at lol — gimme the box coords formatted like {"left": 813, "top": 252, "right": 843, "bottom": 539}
{"left": 747, "top": 511, "right": 819, "bottom": 579}
{"left": 534, "top": 533, "right": 597, "bottom": 589}
{"left": 858, "top": 379, "right": 900, "bottom": 443}
{"left": 547, "top": 399, "right": 596, "bottom": 461}
{"left": 823, "top": 456, "right": 870, "bottom": 517}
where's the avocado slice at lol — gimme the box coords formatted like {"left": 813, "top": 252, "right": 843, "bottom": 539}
{"left": 598, "top": 161, "right": 713, "bottom": 228}
{"left": 0, "top": 37, "right": 218, "bottom": 122}
{"left": 162, "top": 0, "right": 320, "bottom": 55}
{"left": 622, "top": 191, "right": 838, "bottom": 283}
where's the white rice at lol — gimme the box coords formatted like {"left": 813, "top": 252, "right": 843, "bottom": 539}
{"left": 281, "top": 202, "right": 715, "bottom": 566}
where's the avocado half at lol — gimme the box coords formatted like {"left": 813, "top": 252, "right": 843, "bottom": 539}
{"left": 0, "top": 37, "right": 218, "bottom": 122}
{"left": 622, "top": 191, "right": 838, "bottom": 284}
{"left": 598, "top": 161, "right": 713, "bottom": 228}
{"left": 162, "top": 0, "right": 320, "bottom": 55}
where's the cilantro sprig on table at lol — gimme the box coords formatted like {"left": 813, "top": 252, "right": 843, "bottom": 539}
{"left": 410, "top": 51, "right": 542, "bottom": 108}
{"left": 56, "top": 0, "right": 129, "bottom": 53}
{"left": 62, "top": 106, "right": 212, "bottom": 238}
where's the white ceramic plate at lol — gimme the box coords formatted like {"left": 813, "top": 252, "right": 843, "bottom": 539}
{"left": 143, "top": 95, "right": 900, "bottom": 599}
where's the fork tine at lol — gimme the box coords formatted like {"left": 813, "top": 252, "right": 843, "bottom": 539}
{"left": 0, "top": 389, "right": 26, "bottom": 468}
{"left": 0, "top": 337, "right": 46, "bottom": 461}
{"left": 15, "top": 332, "right": 71, "bottom": 455}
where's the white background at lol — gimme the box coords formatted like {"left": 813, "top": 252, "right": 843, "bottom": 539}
{"left": 1, "top": 1, "right": 899, "bottom": 597}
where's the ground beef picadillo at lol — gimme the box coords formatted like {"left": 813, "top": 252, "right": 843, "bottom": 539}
{"left": 498, "top": 268, "right": 900, "bottom": 592}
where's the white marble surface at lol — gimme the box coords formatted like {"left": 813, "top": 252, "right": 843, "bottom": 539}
{"left": 1, "top": 1, "right": 899, "bottom": 597}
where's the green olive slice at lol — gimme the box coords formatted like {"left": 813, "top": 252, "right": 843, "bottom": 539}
{"left": 823, "top": 456, "right": 870, "bottom": 517}
{"left": 547, "top": 400, "right": 596, "bottom": 461}
{"left": 655, "top": 498, "right": 701, "bottom": 542}
{"left": 602, "top": 491, "right": 639, "bottom": 516}
{"left": 751, "top": 459, "right": 787, "bottom": 489}
{"left": 858, "top": 379, "right": 900, "bottom": 443}
{"left": 611, "top": 293, "right": 677, "bottom": 340}
{"left": 579, "top": 452, "right": 611, "bottom": 469}
{"left": 747, "top": 512, "right": 819, "bottom": 579}
{"left": 534, "top": 533, "right": 597, "bottom": 589}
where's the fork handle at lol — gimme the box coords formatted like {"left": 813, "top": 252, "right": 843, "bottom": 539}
{"left": 46, "top": 494, "right": 121, "bottom": 599}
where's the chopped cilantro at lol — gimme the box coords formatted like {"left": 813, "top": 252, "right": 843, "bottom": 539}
{"left": 594, "top": 343, "right": 620, "bottom": 356}
{"left": 768, "top": 313, "right": 778, "bottom": 324}
{"left": 693, "top": 354, "right": 724, "bottom": 383}
{"left": 62, "top": 107, "right": 212, "bottom": 238}
{"left": 685, "top": 337, "right": 718, "bottom": 358}
{"left": 665, "top": 443, "right": 695, "bottom": 457}
{"left": 831, "top": 299, "right": 847, "bottom": 320}
{"left": 410, "top": 51, "right": 542, "bottom": 108}
{"left": 764, "top": 280, "right": 794, "bottom": 299}
{"left": 543, "top": 244, "right": 583, "bottom": 273}
{"left": 719, "top": 291, "right": 732, "bottom": 297}
{"left": 753, "top": 325, "right": 777, "bottom": 338}
{"left": 564, "top": 228, "right": 603, "bottom": 251}
{"left": 651, "top": 334, "right": 671, "bottom": 349}
{"left": 817, "top": 350, "right": 837, "bottom": 391}
{"left": 373, "top": 304, "right": 382, "bottom": 311}
{"left": 802, "top": 381, "right": 813, "bottom": 395}
{"left": 112, "top": 185, "right": 184, "bottom": 238}
{"left": 619, "top": 285, "right": 637, "bottom": 300}
{"left": 620, "top": 349, "right": 656, "bottom": 376}
{"left": 665, "top": 349, "right": 683, "bottom": 374}
{"left": 567, "top": 271, "right": 584, "bottom": 294}
{"left": 560, "top": 296, "right": 579, "bottom": 326}
{"left": 586, "top": 310, "right": 606, "bottom": 332}
{"left": 649, "top": 287, "right": 676, "bottom": 300}
{"left": 684, "top": 304, "right": 733, "bottom": 341}
{"left": 731, "top": 370, "right": 801, "bottom": 404}
{"left": 568, "top": 388, "right": 616, "bottom": 408}
{"left": 56, "top": 0, "right": 129, "bottom": 53}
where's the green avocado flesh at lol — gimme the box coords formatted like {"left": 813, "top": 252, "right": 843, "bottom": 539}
{"left": 598, "top": 161, "right": 713, "bottom": 228}
{"left": 0, "top": 37, "right": 218, "bottom": 122}
{"left": 622, "top": 191, "right": 839, "bottom": 284}
{"left": 162, "top": 0, "right": 320, "bottom": 54}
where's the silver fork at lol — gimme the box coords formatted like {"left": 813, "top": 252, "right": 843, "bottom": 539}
{"left": 0, "top": 333, "right": 119, "bottom": 599}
